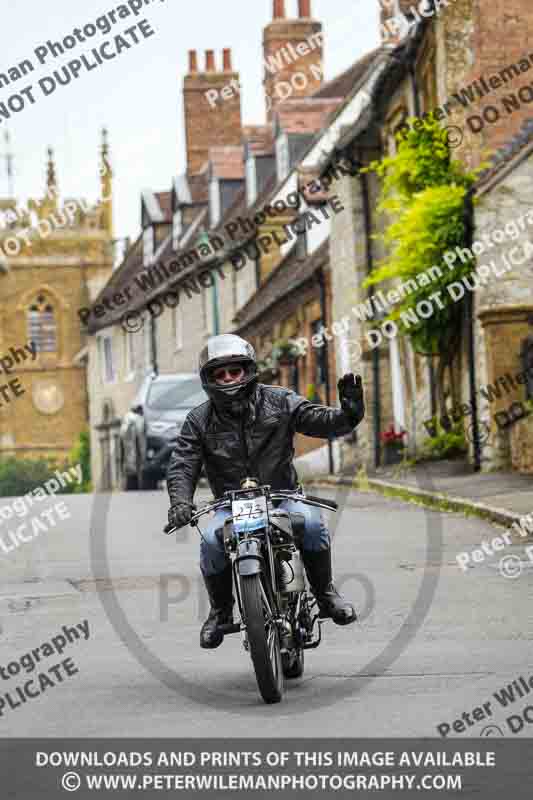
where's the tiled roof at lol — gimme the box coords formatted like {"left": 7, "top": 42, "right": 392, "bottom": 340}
{"left": 87, "top": 233, "right": 144, "bottom": 333}
{"left": 87, "top": 42, "right": 384, "bottom": 336}
{"left": 312, "top": 47, "right": 383, "bottom": 100}
{"left": 275, "top": 98, "right": 343, "bottom": 134}
{"left": 476, "top": 117, "right": 533, "bottom": 189}
{"left": 234, "top": 239, "right": 329, "bottom": 332}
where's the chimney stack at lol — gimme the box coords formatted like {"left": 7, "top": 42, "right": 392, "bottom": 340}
{"left": 273, "top": 0, "right": 285, "bottom": 19}
{"left": 183, "top": 50, "right": 242, "bottom": 175}
{"left": 263, "top": 0, "right": 323, "bottom": 120}
{"left": 298, "top": 0, "right": 311, "bottom": 18}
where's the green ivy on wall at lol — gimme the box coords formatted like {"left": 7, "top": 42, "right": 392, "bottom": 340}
{"left": 362, "top": 115, "right": 486, "bottom": 413}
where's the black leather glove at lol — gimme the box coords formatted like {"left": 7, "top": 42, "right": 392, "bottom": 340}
{"left": 167, "top": 501, "right": 197, "bottom": 531}
{"left": 338, "top": 373, "right": 364, "bottom": 425}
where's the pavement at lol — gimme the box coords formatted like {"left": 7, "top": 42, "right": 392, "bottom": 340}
{"left": 316, "top": 458, "right": 533, "bottom": 527}
{"left": 0, "top": 485, "right": 532, "bottom": 738}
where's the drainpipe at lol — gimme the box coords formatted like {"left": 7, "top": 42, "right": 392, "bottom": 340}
{"left": 408, "top": 61, "right": 437, "bottom": 416}
{"left": 212, "top": 274, "right": 221, "bottom": 335}
{"left": 150, "top": 314, "right": 158, "bottom": 376}
{"left": 360, "top": 168, "right": 381, "bottom": 469}
{"left": 317, "top": 268, "right": 334, "bottom": 475}
{"left": 464, "top": 188, "right": 481, "bottom": 471}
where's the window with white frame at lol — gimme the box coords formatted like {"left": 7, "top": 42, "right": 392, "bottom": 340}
{"left": 99, "top": 334, "right": 116, "bottom": 383}
{"left": 172, "top": 208, "right": 182, "bottom": 251}
{"left": 173, "top": 306, "right": 183, "bottom": 351}
{"left": 276, "top": 133, "right": 290, "bottom": 182}
{"left": 246, "top": 156, "right": 257, "bottom": 206}
{"left": 209, "top": 179, "right": 221, "bottom": 227}
{"left": 143, "top": 225, "right": 154, "bottom": 267}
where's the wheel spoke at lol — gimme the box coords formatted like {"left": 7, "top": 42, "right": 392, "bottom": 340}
{"left": 267, "top": 624, "right": 279, "bottom": 681}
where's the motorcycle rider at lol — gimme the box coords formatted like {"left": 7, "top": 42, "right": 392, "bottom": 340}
{"left": 166, "top": 334, "right": 365, "bottom": 649}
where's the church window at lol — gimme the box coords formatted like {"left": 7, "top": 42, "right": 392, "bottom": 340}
{"left": 27, "top": 295, "right": 57, "bottom": 352}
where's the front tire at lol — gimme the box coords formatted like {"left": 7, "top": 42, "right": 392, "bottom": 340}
{"left": 241, "top": 574, "right": 283, "bottom": 704}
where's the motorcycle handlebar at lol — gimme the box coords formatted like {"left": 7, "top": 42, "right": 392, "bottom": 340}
{"left": 163, "top": 489, "right": 337, "bottom": 535}
{"left": 303, "top": 494, "right": 338, "bottom": 510}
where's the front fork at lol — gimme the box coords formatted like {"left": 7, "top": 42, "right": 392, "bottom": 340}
{"left": 230, "top": 535, "right": 324, "bottom": 651}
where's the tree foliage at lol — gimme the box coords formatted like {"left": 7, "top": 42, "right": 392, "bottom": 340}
{"left": 0, "top": 429, "right": 92, "bottom": 497}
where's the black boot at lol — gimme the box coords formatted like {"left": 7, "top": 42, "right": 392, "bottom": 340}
{"left": 200, "top": 562, "right": 234, "bottom": 649}
{"left": 302, "top": 549, "right": 357, "bottom": 626}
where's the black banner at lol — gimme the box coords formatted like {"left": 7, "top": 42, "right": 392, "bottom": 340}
{"left": 1, "top": 738, "right": 532, "bottom": 798}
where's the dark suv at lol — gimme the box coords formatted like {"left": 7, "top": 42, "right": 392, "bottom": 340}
{"left": 119, "top": 373, "right": 207, "bottom": 490}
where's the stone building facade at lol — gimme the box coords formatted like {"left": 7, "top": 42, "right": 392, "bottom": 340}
{"left": 472, "top": 131, "right": 533, "bottom": 472}
{"left": 325, "top": 0, "right": 533, "bottom": 473}
{"left": 86, "top": 0, "right": 533, "bottom": 487}
{"left": 0, "top": 135, "right": 113, "bottom": 464}
{"left": 86, "top": 0, "right": 354, "bottom": 488}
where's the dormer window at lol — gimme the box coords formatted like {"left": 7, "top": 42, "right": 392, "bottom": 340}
{"left": 246, "top": 156, "right": 257, "bottom": 206}
{"left": 276, "top": 133, "right": 290, "bottom": 181}
{"left": 143, "top": 225, "right": 154, "bottom": 267}
{"left": 209, "top": 179, "right": 221, "bottom": 227}
{"left": 172, "top": 208, "right": 182, "bottom": 251}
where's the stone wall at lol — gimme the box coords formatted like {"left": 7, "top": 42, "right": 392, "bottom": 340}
{"left": 510, "top": 414, "right": 533, "bottom": 474}
{"left": 472, "top": 146, "right": 533, "bottom": 470}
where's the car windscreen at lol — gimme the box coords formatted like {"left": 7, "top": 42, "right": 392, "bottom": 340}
{"left": 146, "top": 378, "right": 207, "bottom": 411}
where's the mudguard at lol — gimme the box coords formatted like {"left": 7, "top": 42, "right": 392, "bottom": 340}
{"left": 237, "top": 538, "right": 263, "bottom": 576}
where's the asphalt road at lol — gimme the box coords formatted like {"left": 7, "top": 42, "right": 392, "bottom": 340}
{"left": 1, "top": 483, "right": 532, "bottom": 737}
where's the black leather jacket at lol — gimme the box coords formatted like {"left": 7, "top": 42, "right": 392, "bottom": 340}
{"left": 166, "top": 383, "right": 363, "bottom": 504}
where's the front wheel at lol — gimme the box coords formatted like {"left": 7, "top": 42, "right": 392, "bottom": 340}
{"left": 241, "top": 574, "right": 283, "bottom": 704}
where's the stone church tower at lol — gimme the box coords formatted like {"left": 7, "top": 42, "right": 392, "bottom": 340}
{"left": 0, "top": 131, "right": 114, "bottom": 463}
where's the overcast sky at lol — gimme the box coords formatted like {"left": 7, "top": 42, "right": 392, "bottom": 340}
{"left": 0, "top": 0, "right": 379, "bottom": 241}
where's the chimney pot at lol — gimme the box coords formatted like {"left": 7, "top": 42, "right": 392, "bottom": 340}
{"left": 188, "top": 50, "right": 198, "bottom": 73}
{"left": 205, "top": 49, "right": 216, "bottom": 71}
{"left": 222, "top": 48, "right": 232, "bottom": 71}
{"left": 298, "top": 0, "right": 311, "bottom": 17}
{"left": 273, "top": 0, "right": 285, "bottom": 19}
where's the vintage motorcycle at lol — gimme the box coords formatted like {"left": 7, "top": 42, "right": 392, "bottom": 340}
{"left": 165, "top": 477, "right": 338, "bottom": 704}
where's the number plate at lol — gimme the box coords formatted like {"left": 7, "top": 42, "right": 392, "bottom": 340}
{"left": 232, "top": 496, "right": 268, "bottom": 534}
